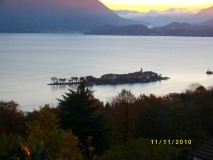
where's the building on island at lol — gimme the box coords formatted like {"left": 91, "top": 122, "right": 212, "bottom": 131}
{"left": 95, "top": 68, "right": 159, "bottom": 84}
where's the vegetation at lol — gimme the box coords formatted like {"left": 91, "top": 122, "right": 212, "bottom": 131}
{"left": 0, "top": 104, "right": 83, "bottom": 160}
{"left": 1, "top": 82, "right": 213, "bottom": 159}
{"left": 57, "top": 81, "right": 109, "bottom": 158}
{"left": 0, "top": 101, "right": 25, "bottom": 135}
{"left": 100, "top": 138, "right": 191, "bottom": 160}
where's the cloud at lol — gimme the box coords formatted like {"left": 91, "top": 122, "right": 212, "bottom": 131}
{"left": 114, "top": 8, "right": 201, "bottom": 19}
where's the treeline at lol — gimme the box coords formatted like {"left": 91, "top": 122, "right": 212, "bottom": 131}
{"left": 106, "top": 83, "right": 213, "bottom": 146}
{"left": 0, "top": 82, "right": 213, "bottom": 159}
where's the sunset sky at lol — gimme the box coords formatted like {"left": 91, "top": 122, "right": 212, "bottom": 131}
{"left": 99, "top": 0, "right": 213, "bottom": 12}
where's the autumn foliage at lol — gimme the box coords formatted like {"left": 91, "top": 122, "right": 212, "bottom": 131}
{"left": 1, "top": 83, "right": 213, "bottom": 159}
{"left": 0, "top": 100, "right": 25, "bottom": 135}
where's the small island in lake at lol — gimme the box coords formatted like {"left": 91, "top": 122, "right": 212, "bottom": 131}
{"left": 48, "top": 68, "right": 169, "bottom": 86}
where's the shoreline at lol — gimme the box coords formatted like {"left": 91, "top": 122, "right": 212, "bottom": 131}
{"left": 48, "top": 78, "right": 170, "bottom": 86}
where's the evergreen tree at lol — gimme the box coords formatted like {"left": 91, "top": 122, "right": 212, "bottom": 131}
{"left": 57, "top": 81, "right": 108, "bottom": 157}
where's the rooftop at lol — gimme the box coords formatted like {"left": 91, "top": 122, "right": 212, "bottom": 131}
{"left": 190, "top": 138, "right": 213, "bottom": 160}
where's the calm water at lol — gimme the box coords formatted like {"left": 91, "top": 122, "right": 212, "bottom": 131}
{"left": 0, "top": 33, "right": 213, "bottom": 111}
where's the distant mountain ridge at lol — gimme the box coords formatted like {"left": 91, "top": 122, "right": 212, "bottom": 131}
{"left": 198, "top": 18, "right": 213, "bottom": 26}
{"left": 0, "top": 0, "right": 150, "bottom": 32}
{"left": 84, "top": 24, "right": 161, "bottom": 35}
{"left": 85, "top": 22, "right": 213, "bottom": 37}
{"left": 1, "top": 0, "right": 213, "bottom": 33}
{"left": 194, "top": 6, "right": 213, "bottom": 17}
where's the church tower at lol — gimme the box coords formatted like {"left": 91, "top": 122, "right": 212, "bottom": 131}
{"left": 141, "top": 67, "right": 143, "bottom": 73}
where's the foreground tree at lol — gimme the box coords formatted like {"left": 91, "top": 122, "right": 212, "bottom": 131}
{"left": 57, "top": 81, "right": 108, "bottom": 157}
{"left": 0, "top": 100, "right": 25, "bottom": 135}
{"left": 1, "top": 105, "right": 84, "bottom": 160}
{"left": 0, "top": 133, "right": 14, "bottom": 156}
{"left": 1, "top": 139, "right": 55, "bottom": 160}
{"left": 25, "top": 105, "right": 60, "bottom": 143}
{"left": 25, "top": 105, "right": 84, "bottom": 160}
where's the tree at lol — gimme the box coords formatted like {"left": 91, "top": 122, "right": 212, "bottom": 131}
{"left": 51, "top": 77, "right": 58, "bottom": 84}
{"left": 0, "top": 100, "right": 25, "bottom": 135}
{"left": 24, "top": 105, "right": 84, "bottom": 160}
{"left": 25, "top": 105, "right": 60, "bottom": 143}
{"left": 0, "top": 133, "right": 14, "bottom": 156}
{"left": 53, "top": 130, "right": 84, "bottom": 160}
{"left": 80, "top": 77, "right": 85, "bottom": 82}
{"left": 134, "top": 94, "right": 166, "bottom": 139}
{"left": 1, "top": 139, "right": 56, "bottom": 160}
{"left": 57, "top": 81, "right": 108, "bottom": 157}
{"left": 107, "top": 89, "right": 137, "bottom": 144}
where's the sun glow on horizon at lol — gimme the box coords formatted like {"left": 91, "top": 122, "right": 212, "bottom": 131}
{"left": 99, "top": 0, "right": 213, "bottom": 12}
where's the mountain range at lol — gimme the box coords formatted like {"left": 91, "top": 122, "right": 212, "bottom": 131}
{"left": 0, "top": 0, "right": 150, "bottom": 32}
{"left": 0, "top": 0, "right": 213, "bottom": 33}
{"left": 199, "top": 18, "right": 213, "bottom": 26}
{"left": 114, "top": 6, "right": 213, "bottom": 26}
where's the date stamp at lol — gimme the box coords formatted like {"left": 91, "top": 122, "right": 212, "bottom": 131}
{"left": 151, "top": 139, "right": 191, "bottom": 145}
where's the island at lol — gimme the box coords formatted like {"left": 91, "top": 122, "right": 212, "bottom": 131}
{"left": 48, "top": 68, "right": 169, "bottom": 86}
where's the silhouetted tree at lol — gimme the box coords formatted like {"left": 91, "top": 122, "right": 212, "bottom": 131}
{"left": 0, "top": 100, "right": 25, "bottom": 135}
{"left": 134, "top": 94, "right": 166, "bottom": 139}
{"left": 107, "top": 89, "right": 137, "bottom": 144}
{"left": 57, "top": 81, "right": 108, "bottom": 157}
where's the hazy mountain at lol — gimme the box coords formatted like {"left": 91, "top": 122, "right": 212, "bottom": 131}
{"left": 154, "top": 22, "right": 213, "bottom": 36}
{"left": 195, "top": 6, "right": 213, "bottom": 18}
{"left": 84, "top": 24, "right": 161, "bottom": 35}
{"left": 0, "top": 0, "right": 150, "bottom": 32}
{"left": 197, "top": 18, "right": 213, "bottom": 27}
{"left": 134, "top": 16, "right": 190, "bottom": 26}
{"left": 193, "top": 6, "right": 213, "bottom": 19}
{"left": 113, "top": 8, "right": 200, "bottom": 26}
{"left": 114, "top": 7, "right": 213, "bottom": 26}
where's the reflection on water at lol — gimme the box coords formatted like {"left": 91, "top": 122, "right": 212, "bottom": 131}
{"left": 51, "top": 84, "right": 82, "bottom": 94}
{"left": 51, "top": 85, "right": 67, "bottom": 91}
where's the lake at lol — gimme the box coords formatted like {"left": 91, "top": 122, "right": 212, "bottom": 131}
{"left": 0, "top": 33, "right": 213, "bottom": 111}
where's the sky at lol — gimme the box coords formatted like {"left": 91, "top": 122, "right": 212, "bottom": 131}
{"left": 99, "top": 0, "right": 213, "bottom": 12}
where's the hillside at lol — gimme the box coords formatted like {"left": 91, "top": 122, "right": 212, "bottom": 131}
{"left": 187, "top": 6, "right": 213, "bottom": 25}
{"left": 198, "top": 18, "right": 213, "bottom": 27}
{"left": 84, "top": 24, "right": 161, "bottom": 35}
{"left": 154, "top": 22, "right": 192, "bottom": 33}
{"left": 154, "top": 22, "right": 213, "bottom": 36}
{"left": 85, "top": 22, "right": 213, "bottom": 37}
{"left": 194, "top": 6, "right": 213, "bottom": 19}
{"left": 0, "top": 0, "right": 150, "bottom": 32}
